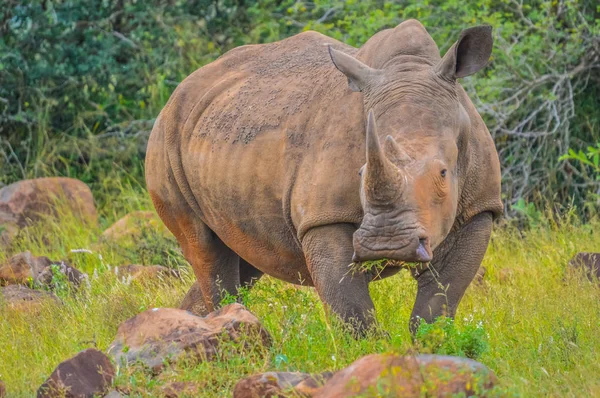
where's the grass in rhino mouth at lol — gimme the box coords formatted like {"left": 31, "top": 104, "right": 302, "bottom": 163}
{"left": 351, "top": 258, "right": 423, "bottom": 275}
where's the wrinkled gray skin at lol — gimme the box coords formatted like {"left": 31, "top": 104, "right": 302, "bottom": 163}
{"left": 146, "top": 19, "right": 503, "bottom": 335}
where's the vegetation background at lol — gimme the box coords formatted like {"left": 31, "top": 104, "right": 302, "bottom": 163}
{"left": 1, "top": 0, "right": 600, "bottom": 397}
{"left": 1, "top": 0, "right": 599, "bottom": 218}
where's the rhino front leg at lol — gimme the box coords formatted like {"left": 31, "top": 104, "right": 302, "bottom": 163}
{"left": 410, "top": 211, "right": 493, "bottom": 334}
{"left": 302, "top": 223, "right": 375, "bottom": 334}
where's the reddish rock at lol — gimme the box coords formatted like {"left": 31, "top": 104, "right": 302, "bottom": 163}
{"left": 1, "top": 285, "right": 59, "bottom": 312}
{"left": 314, "top": 354, "right": 496, "bottom": 397}
{"left": 233, "top": 372, "right": 333, "bottom": 398}
{"left": 101, "top": 211, "right": 170, "bottom": 242}
{"left": 0, "top": 380, "right": 6, "bottom": 398}
{"left": 107, "top": 304, "right": 271, "bottom": 372}
{"left": 162, "top": 381, "right": 201, "bottom": 397}
{"left": 0, "top": 251, "right": 86, "bottom": 289}
{"left": 568, "top": 252, "right": 600, "bottom": 285}
{"left": 114, "top": 264, "right": 180, "bottom": 282}
{"left": 0, "top": 178, "right": 97, "bottom": 246}
{"left": 179, "top": 281, "right": 207, "bottom": 316}
{"left": 37, "top": 349, "right": 115, "bottom": 398}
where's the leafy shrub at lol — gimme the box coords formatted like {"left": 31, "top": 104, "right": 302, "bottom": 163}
{"left": 1, "top": 0, "right": 599, "bottom": 218}
{"left": 0, "top": 0, "right": 256, "bottom": 205}
{"left": 47, "top": 262, "right": 72, "bottom": 298}
{"left": 560, "top": 142, "right": 600, "bottom": 215}
{"left": 414, "top": 316, "right": 489, "bottom": 359}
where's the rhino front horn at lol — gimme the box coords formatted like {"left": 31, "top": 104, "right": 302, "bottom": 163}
{"left": 364, "top": 110, "right": 401, "bottom": 204}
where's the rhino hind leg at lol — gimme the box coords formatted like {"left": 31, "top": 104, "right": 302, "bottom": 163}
{"left": 149, "top": 187, "right": 258, "bottom": 314}
{"left": 179, "top": 227, "right": 242, "bottom": 313}
{"left": 150, "top": 200, "right": 242, "bottom": 313}
{"left": 239, "top": 258, "right": 264, "bottom": 288}
{"left": 180, "top": 259, "right": 263, "bottom": 316}
{"left": 174, "top": 220, "right": 265, "bottom": 313}
{"left": 302, "top": 223, "right": 375, "bottom": 335}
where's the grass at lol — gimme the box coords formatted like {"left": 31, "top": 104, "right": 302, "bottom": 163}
{"left": 1, "top": 190, "right": 599, "bottom": 397}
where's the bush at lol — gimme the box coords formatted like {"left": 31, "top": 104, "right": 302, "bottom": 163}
{"left": 0, "top": 0, "right": 256, "bottom": 205}
{"left": 1, "top": 0, "right": 599, "bottom": 217}
{"left": 414, "top": 316, "right": 489, "bottom": 359}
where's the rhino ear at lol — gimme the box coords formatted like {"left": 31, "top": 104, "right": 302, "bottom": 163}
{"left": 328, "top": 45, "right": 381, "bottom": 92}
{"left": 435, "top": 25, "right": 493, "bottom": 80}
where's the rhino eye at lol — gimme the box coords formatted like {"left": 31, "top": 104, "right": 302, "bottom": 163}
{"left": 440, "top": 169, "right": 447, "bottom": 178}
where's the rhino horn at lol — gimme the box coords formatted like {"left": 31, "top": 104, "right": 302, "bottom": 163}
{"left": 364, "top": 110, "right": 401, "bottom": 203}
{"left": 384, "top": 135, "right": 411, "bottom": 165}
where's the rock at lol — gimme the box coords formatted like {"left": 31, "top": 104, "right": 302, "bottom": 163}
{"left": 0, "top": 251, "right": 86, "bottom": 289}
{"left": 313, "top": 354, "right": 496, "bottom": 397}
{"left": 114, "top": 264, "right": 179, "bottom": 282}
{"left": 162, "top": 381, "right": 201, "bottom": 397}
{"left": 1, "top": 285, "right": 60, "bottom": 312}
{"left": 0, "top": 380, "right": 6, "bottom": 398}
{"left": 0, "top": 177, "right": 97, "bottom": 247}
{"left": 37, "top": 348, "right": 115, "bottom": 398}
{"left": 233, "top": 372, "right": 333, "bottom": 398}
{"left": 108, "top": 303, "right": 271, "bottom": 372}
{"left": 102, "top": 211, "right": 170, "bottom": 242}
{"left": 568, "top": 252, "right": 600, "bottom": 284}
{"left": 179, "top": 281, "right": 207, "bottom": 316}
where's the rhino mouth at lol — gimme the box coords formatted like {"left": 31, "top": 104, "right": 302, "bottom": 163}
{"left": 350, "top": 257, "right": 425, "bottom": 282}
{"left": 352, "top": 235, "right": 432, "bottom": 265}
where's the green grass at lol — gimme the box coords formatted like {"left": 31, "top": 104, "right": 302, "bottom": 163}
{"left": 1, "top": 192, "right": 599, "bottom": 397}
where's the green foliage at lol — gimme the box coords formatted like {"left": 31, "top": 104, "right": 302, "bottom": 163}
{"left": 2, "top": 0, "right": 599, "bottom": 215}
{"left": 511, "top": 198, "right": 545, "bottom": 226}
{"left": 0, "top": 0, "right": 256, "bottom": 206}
{"left": 1, "top": 206, "right": 600, "bottom": 395}
{"left": 560, "top": 145, "right": 600, "bottom": 174}
{"left": 46, "top": 262, "right": 72, "bottom": 298}
{"left": 219, "top": 286, "right": 251, "bottom": 307}
{"left": 560, "top": 143, "right": 600, "bottom": 216}
{"left": 414, "top": 316, "right": 489, "bottom": 360}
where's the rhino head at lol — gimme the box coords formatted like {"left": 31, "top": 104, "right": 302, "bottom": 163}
{"left": 329, "top": 25, "right": 493, "bottom": 266}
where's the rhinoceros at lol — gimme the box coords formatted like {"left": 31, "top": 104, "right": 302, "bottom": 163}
{"left": 146, "top": 19, "right": 502, "bottom": 334}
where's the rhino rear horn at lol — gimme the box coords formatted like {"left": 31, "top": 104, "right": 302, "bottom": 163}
{"left": 435, "top": 25, "right": 493, "bottom": 80}
{"left": 384, "top": 135, "right": 411, "bottom": 165}
{"left": 364, "top": 110, "right": 401, "bottom": 203}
